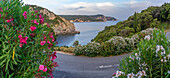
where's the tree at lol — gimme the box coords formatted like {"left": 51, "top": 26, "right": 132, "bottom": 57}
{"left": 73, "top": 40, "right": 79, "bottom": 47}
{"left": 133, "top": 12, "right": 138, "bottom": 32}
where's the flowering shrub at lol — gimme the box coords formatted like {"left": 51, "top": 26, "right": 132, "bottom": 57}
{"left": 0, "top": 0, "right": 58, "bottom": 77}
{"left": 113, "top": 29, "right": 170, "bottom": 78}
{"left": 74, "top": 42, "right": 101, "bottom": 57}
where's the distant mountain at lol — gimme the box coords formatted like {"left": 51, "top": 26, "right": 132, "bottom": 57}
{"left": 26, "top": 5, "right": 80, "bottom": 35}
{"left": 59, "top": 14, "right": 117, "bottom": 22}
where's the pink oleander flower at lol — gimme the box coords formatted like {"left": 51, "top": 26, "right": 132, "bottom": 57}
{"left": 0, "top": 14, "right": 1, "bottom": 18}
{"left": 39, "top": 18, "right": 44, "bottom": 24}
{"left": 35, "top": 11, "right": 38, "bottom": 13}
{"left": 39, "top": 14, "right": 42, "bottom": 19}
{"left": 30, "top": 26, "right": 36, "bottom": 31}
{"left": 34, "top": 20, "right": 39, "bottom": 25}
{"left": 11, "top": 18, "right": 14, "bottom": 21}
{"left": 19, "top": 38, "right": 27, "bottom": 44}
{"left": 50, "top": 35, "right": 54, "bottom": 38}
{"left": 19, "top": 36, "right": 28, "bottom": 44}
{"left": 23, "top": 11, "right": 27, "bottom": 16}
{"left": 52, "top": 38, "right": 55, "bottom": 42}
{"left": 44, "top": 37, "right": 47, "bottom": 40}
{"left": 43, "top": 68, "right": 47, "bottom": 72}
{"left": 39, "top": 65, "right": 44, "bottom": 70}
{"left": 40, "top": 41, "right": 46, "bottom": 45}
{"left": 23, "top": 11, "right": 27, "bottom": 19}
{"left": 47, "top": 41, "right": 51, "bottom": 44}
{"left": 7, "top": 19, "right": 11, "bottom": 23}
{"left": 25, "top": 36, "right": 28, "bottom": 40}
{"left": 18, "top": 35, "right": 22, "bottom": 38}
{"left": 53, "top": 56, "right": 57, "bottom": 60}
{"left": 19, "top": 44, "right": 23, "bottom": 47}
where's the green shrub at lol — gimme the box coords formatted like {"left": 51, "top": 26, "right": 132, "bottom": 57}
{"left": 62, "top": 47, "right": 74, "bottom": 53}
{"left": 100, "top": 36, "right": 134, "bottom": 56}
{"left": 0, "top": 0, "right": 58, "bottom": 77}
{"left": 113, "top": 29, "right": 170, "bottom": 78}
{"left": 74, "top": 42, "right": 101, "bottom": 57}
{"left": 74, "top": 45, "right": 85, "bottom": 56}
{"left": 73, "top": 40, "right": 79, "bottom": 47}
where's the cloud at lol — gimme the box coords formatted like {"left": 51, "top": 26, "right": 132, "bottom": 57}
{"left": 57, "top": 2, "right": 115, "bottom": 16}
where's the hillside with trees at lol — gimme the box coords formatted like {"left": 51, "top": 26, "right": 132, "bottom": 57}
{"left": 59, "top": 14, "right": 117, "bottom": 22}
{"left": 92, "top": 3, "right": 170, "bottom": 43}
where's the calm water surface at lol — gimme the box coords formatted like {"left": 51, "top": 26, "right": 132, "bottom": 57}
{"left": 56, "top": 21, "right": 120, "bottom": 46}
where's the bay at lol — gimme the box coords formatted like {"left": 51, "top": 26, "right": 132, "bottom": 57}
{"left": 56, "top": 21, "right": 120, "bottom": 47}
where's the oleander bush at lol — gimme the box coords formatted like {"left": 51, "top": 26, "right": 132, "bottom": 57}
{"left": 113, "top": 29, "right": 170, "bottom": 78}
{"left": 0, "top": 0, "right": 58, "bottom": 77}
{"left": 74, "top": 42, "right": 101, "bottom": 57}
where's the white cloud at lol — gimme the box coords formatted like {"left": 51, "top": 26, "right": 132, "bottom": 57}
{"left": 56, "top": 2, "right": 115, "bottom": 16}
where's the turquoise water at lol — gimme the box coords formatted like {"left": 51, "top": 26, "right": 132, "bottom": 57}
{"left": 56, "top": 21, "right": 120, "bottom": 46}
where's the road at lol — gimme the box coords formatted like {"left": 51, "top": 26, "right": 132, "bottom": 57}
{"left": 53, "top": 53, "right": 130, "bottom": 78}
{"left": 53, "top": 32, "right": 170, "bottom": 78}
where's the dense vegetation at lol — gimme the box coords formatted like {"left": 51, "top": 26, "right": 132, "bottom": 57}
{"left": 0, "top": 0, "right": 58, "bottom": 77}
{"left": 92, "top": 3, "right": 170, "bottom": 43}
{"left": 113, "top": 29, "right": 170, "bottom": 78}
{"left": 74, "top": 28, "right": 157, "bottom": 57}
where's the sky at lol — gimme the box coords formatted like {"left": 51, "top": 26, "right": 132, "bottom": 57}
{"left": 23, "top": 0, "right": 170, "bottom": 20}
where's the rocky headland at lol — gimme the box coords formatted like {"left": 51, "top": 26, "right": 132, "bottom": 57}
{"left": 27, "top": 5, "right": 80, "bottom": 35}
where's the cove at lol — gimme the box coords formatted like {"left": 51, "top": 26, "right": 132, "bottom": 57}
{"left": 56, "top": 21, "right": 120, "bottom": 47}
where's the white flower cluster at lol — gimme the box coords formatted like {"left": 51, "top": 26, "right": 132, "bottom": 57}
{"left": 131, "top": 34, "right": 139, "bottom": 43}
{"left": 141, "top": 28, "right": 158, "bottom": 35}
{"left": 135, "top": 70, "right": 147, "bottom": 77}
{"left": 108, "top": 36, "right": 127, "bottom": 47}
{"left": 144, "top": 35, "right": 151, "bottom": 40}
{"left": 156, "top": 45, "right": 165, "bottom": 54}
{"left": 168, "top": 54, "right": 170, "bottom": 60}
{"left": 115, "top": 71, "right": 125, "bottom": 77}
{"left": 113, "top": 70, "right": 147, "bottom": 78}
{"left": 155, "top": 45, "right": 168, "bottom": 62}
{"left": 86, "top": 42, "right": 101, "bottom": 50}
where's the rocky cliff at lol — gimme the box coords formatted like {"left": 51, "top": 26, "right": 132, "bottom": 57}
{"left": 27, "top": 5, "right": 80, "bottom": 35}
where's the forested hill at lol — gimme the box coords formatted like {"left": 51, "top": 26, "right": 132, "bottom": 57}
{"left": 92, "top": 3, "right": 170, "bottom": 43}
{"left": 59, "top": 14, "right": 117, "bottom": 22}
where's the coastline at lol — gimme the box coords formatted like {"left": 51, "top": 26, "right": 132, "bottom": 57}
{"left": 71, "top": 20, "right": 118, "bottom": 23}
